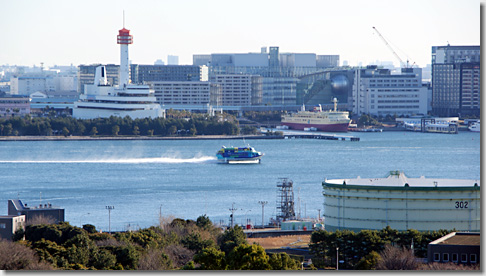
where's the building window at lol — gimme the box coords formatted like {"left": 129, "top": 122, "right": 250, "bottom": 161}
{"left": 461, "top": 254, "right": 467, "bottom": 263}
{"left": 470, "top": 254, "right": 477, "bottom": 263}
{"left": 452, "top": 253, "right": 458, "bottom": 263}
{"left": 434, "top": 253, "right": 440, "bottom": 262}
{"left": 0, "top": 223, "right": 5, "bottom": 229}
{"left": 443, "top": 253, "right": 449, "bottom": 262}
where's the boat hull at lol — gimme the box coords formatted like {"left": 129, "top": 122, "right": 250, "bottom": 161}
{"left": 282, "top": 122, "right": 350, "bottom": 132}
{"left": 217, "top": 156, "right": 262, "bottom": 164}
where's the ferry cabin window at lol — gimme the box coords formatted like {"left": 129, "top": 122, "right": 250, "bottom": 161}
{"left": 470, "top": 254, "right": 477, "bottom": 263}
{"left": 443, "top": 253, "right": 449, "bottom": 262}
{"left": 452, "top": 253, "right": 458, "bottom": 263}
{"left": 434, "top": 253, "right": 440, "bottom": 262}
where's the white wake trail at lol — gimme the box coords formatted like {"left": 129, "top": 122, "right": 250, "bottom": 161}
{"left": 0, "top": 156, "right": 217, "bottom": 164}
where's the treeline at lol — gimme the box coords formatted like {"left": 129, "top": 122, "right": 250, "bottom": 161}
{"left": 3, "top": 216, "right": 302, "bottom": 270}
{"left": 0, "top": 114, "right": 239, "bottom": 137}
{"left": 309, "top": 226, "right": 453, "bottom": 269}
{"left": 243, "top": 111, "right": 282, "bottom": 123}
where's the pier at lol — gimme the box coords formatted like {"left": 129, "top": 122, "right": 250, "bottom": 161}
{"left": 284, "top": 133, "right": 360, "bottom": 141}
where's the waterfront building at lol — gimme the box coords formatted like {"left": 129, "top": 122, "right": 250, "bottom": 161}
{"left": 431, "top": 45, "right": 480, "bottom": 117}
{"left": 193, "top": 55, "right": 211, "bottom": 66}
{"left": 0, "top": 215, "right": 25, "bottom": 240}
{"left": 8, "top": 199, "right": 64, "bottom": 223}
{"left": 193, "top": 47, "right": 337, "bottom": 107}
{"left": 427, "top": 232, "right": 480, "bottom": 266}
{"left": 29, "top": 91, "right": 78, "bottom": 116}
{"left": 10, "top": 74, "right": 55, "bottom": 96}
{"left": 0, "top": 95, "right": 30, "bottom": 118}
{"left": 78, "top": 64, "right": 120, "bottom": 93}
{"left": 322, "top": 171, "right": 480, "bottom": 232}
{"left": 73, "top": 25, "right": 164, "bottom": 119}
{"left": 352, "top": 65, "right": 428, "bottom": 116}
{"left": 316, "top": 55, "right": 340, "bottom": 68}
{"left": 148, "top": 81, "right": 220, "bottom": 107}
{"left": 297, "top": 69, "right": 354, "bottom": 110}
{"left": 129, "top": 64, "right": 202, "bottom": 83}
{"left": 211, "top": 74, "right": 262, "bottom": 106}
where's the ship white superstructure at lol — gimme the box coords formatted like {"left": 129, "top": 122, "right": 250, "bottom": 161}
{"left": 73, "top": 25, "right": 164, "bottom": 119}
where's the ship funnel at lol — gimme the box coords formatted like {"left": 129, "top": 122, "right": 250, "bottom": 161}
{"left": 332, "top": 98, "right": 338, "bottom": 112}
{"left": 94, "top": 66, "right": 108, "bottom": 86}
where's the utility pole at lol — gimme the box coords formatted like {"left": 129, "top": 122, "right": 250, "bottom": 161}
{"left": 317, "top": 209, "right": 321, "bottom": 221}
{"left": 258, "top": 201, "right": 268, "bottom": 228}
{"left": 106, "top": 206, "right": 115, "bottom": 234}
{"left": 229, "top": 203, "right": 237, "bottom": 228}
{"left": 159, "top": 204, "right": 162, "bottom": 220}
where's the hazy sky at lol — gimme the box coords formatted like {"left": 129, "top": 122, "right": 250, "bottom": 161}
{"left": 1, "top": 0, "right": 480, "bottom": 68}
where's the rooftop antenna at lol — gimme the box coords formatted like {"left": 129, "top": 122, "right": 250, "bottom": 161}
{"left": 123, "top": 10, "right": 125, "bottom": 28}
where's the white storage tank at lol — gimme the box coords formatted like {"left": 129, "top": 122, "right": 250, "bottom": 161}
{"left": 323, "top": 171, "right": 480, "bottom": 232}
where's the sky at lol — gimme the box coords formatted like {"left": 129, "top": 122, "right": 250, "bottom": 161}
{"left": 0, "top": 0, "right": 481, "bottom": 68}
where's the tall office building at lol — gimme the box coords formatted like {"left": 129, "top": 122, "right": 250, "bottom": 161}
{"left": 129, "top": 65, "right": 202, "bottom": 84}
{"left": 211, "top": 74, "right": 253, "bottom": 106}
{"left": 269, "top": 47, "right": 280, "bottom": 67}
{"left": 167, "top": 55, "right": 179, "bottom": 65}
{"left": 352, "top": 66, "right": 428, "bottom": 116}
{"left": 317, "top": 55, "right": 340, "bottom": 68}
{"left": 431, "top": 45, "right": 480, "bottom": 117}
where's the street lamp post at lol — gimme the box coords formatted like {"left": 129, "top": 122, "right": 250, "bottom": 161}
{"left": 336, "top": 247, "right": 339, "bottom": 270}
{"left": 258, "top": 201, "right": 268, "bottom": 229}
{"left": 317, "top": 209, "right": 321, "bottom": 221}
{"left": 106, "top": 206, "right": 115, "bottom": 234}
{"left": 79, "top": 212, "right": 90, "bottom": 227}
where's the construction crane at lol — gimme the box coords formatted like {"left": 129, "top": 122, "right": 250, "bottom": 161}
{"left": 372, "top": 26, "right": 414, "bottom": 68}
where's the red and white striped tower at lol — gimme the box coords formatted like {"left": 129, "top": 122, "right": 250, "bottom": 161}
{"left": 117, "top": 27, "right": 133, "bottom": 88}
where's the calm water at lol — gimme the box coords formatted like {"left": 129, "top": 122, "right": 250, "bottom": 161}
{"left": 0, "top": 131, "right": 480, "bottom": 232}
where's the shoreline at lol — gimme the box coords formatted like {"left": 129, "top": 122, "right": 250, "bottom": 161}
{"left": 0, "top": 134, "right": 284, "bottom": 141}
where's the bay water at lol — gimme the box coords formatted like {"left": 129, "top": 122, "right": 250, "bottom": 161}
{"left": 0, "top": 131, "right": 480, "bottom": 232}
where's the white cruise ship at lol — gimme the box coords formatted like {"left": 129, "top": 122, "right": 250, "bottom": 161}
{"left": 73, "top": 27, "right": 164, "bottom": 119}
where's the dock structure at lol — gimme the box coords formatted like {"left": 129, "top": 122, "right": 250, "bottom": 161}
{"left": 283, "top": 133, "right": 360, "bottom": 141}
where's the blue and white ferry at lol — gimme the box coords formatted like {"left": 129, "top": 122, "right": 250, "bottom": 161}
{"left": 216, "top": 146, "right": 263, "bottom": 164}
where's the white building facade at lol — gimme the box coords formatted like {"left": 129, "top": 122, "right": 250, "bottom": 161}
{"left": 212, "top": 74, "right": 252, "bottom": 106}
{"left": 10, "top": 75, "right": 56, "bottom": 96}
{"left": 352, "top": 66, "right": 428, "bottom": 116}
{"left": 149, "top": 81, "right": 215, "bottom": 106}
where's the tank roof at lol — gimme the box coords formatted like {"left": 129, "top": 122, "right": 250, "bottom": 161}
{"left": 324, "top": 171, "right": 479, "bottom": 188}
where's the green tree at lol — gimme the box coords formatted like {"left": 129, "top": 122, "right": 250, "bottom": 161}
{"left": 268, "top": 253, "right": 300, "bottom": 270}
{"left": 196, "top": 215, "right": 212, "bottom": 230}
{"left": 112, "top": 125, "right": 120, "bottom": 136}
{"left": 89, "top": 248, "right": 117, "bottom": 270}
{"left": 90, "top": 127, "right": 98, "bottom": 136}
{"left": 168, "top": 125, "right": 177, "bottom": 135}
{"left": 82, "top": 224, "right": 97, "bottom": 234}
{"left": 226, "top": 243, "right": 271, "bottom": 270}
{"left": 62, "top": 127, "right": 70, "bottom": 137}
{"left": 355, "top": 251, "right": 381, "bottom": 270}
{"left": 133, "top": 125, "right": 140, "bottom": 136}
{"left": 194, "top": 247, "right": 226, "bottom": 270}
{"left": 218, "top": 226, "right": 247, "bottom": 255}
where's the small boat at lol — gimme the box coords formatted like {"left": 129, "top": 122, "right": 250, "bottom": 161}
{"left": 468, "top": 120, "right": 480, "bottom": 132}
{"left": 216, "top": 146, "right": 263, "bottom": 164}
